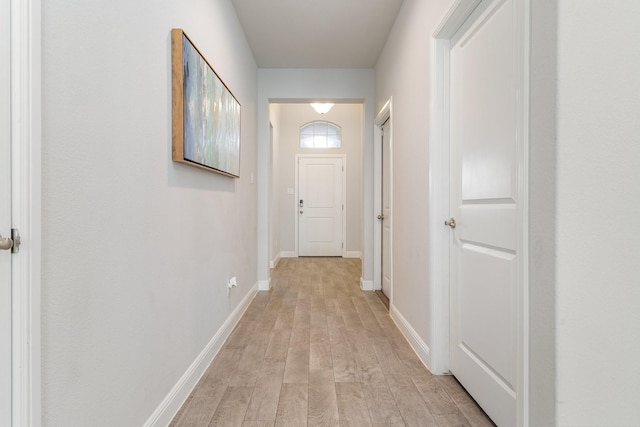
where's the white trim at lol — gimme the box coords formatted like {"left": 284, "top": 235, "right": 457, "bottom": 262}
{"left": 269, "top": 253, "right": 280, "bottom": 269}
{"left": 431, "top": 0, "right": 530, "bottom": 423}
{"left": 359, "top": 277, "right": 373, "bottom": 291}
{"left": 374, "top": 99, "right": 392, "bottom": 126}
{"left": 258, "top": 280, "right": 270, "bottom": 291}
{"left": 295, "top": 154, "right": 347, "bottom": 257}
{"left": 144, "top": 283, "right": 258, "bottom": 427}
{"left": 279, "top": 251, "right": 297, "bottom": 259}
{"left": 433, "top": 0, "right": 483, "bottom": 39}
{"left": 429, "top": 15, "right": 454, "bottom": 376}
{"left": 373, "top": 98, "right": 392, "bottom": 297}
{"left": 11, "top": 0, "right": 41, "bottom": 425}
{"left": 343, "top": 251, "right": 361, "bottom": 259}
{"left": 389, "top": 304, "right": 431, "bottom": 370}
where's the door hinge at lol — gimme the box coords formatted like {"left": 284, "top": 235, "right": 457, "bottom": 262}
{"left": 342, "top": 242, "right": 344, "bottom": 249}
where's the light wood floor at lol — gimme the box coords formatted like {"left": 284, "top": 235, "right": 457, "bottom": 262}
{"left": 170, "top": 257, "right": 494, "bottom": 427}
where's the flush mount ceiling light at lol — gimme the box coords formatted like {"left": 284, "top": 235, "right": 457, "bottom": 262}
{"left": 310, "top": 103, "right": 334, "bottom": 114}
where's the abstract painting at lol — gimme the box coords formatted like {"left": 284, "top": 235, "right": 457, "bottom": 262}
{"left": 172, "top": 29, "right": 241, "bottom": 177}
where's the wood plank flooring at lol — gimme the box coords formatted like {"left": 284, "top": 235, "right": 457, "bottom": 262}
{"left": 170, "top": 257, "right": 494, "bottom": 427}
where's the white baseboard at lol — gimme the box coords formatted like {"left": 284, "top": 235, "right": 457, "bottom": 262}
{"left": 389, "top": 304, "right": 431, "bottom": 371}
{"left": 258, "top": 279, "right": 270, "bottom": 291}
{"left": 269, "top": 253, "right": 281, "bottom": 269}
{"left": 279, "top": 251, "right": 297, "bottom": 258}
{"left": 360, "top": 277, "right": 374, "bottom": 291}
{"left": 143, "top": 282, "right": 258, "bottom": 427}
{"left": 343, "top": 251, "right": 362, "bottom": 259}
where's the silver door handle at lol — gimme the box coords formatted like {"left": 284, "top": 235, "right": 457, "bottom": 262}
{"left": 0, "top": 234, "right": 13, "bottom": 251}
{"left": 377, "top": 214, "right": 385, "bottom": 220}
{"left": 444, "top": 217, "right": 456, "bottom": 229}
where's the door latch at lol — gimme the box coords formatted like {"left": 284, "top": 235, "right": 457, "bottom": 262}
{"left": 11, "top": 228, "right": 20, "bottom": 253}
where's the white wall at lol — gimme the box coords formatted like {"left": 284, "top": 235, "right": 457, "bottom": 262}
{"left": 41, "top": 0, "right": 257, "bottom": 425}
{"left": 375, "top": 0, "right": 451, "bottom": 364}
{"left": 257, "top": 69, "right": 375, "bottom": 287}
{"left": 556, "top": 1, "right": 640, "bottom": 425}
{"left": 274, "top": 103, "right": 363, "bottom": 256}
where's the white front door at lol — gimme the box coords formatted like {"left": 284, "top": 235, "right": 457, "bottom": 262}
{"left": 448, "top": 0, "right": 525, "bottom": 425}
{"left": 0, "top": 0, "right": 13, "bottom": 420}
{"left": 298, "top": 157, "right": 344, "bottom": 256}
{"left": 381, "top": 120, "right": 391, "bottom": 298}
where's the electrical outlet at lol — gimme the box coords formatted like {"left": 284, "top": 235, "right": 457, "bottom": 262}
{"left": 226, "top": 276, "right": 237, "bottom": 296}
{"left": 228, "top": 276, "right": 237, "bottom": 288}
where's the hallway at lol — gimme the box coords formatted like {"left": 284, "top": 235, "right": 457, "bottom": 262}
{"left": 170, "top": 258, "right": 493, "bottom": 426}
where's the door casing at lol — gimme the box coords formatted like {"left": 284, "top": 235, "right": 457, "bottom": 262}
{"left": 429, "top": 0, "right": 530, "bottom": 424}
{"left": 5, "top": 0, "right": 42, "bottom": 424}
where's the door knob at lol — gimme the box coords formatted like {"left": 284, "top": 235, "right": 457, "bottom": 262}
{"left": 444, "top": 217, "right": 456, "bottom": 229}
{"left": 377, "top": 214, "right": 385, "bottom": 220}
{"left": 300, "top": 210, "right": 303, "bottom": 214}
{"left": 0, "top": 234, "right": 13, "bottom": 251}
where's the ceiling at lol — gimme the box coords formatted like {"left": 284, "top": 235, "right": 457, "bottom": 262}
{"left": 230, "top": 0, "right": 404, "bottom": 68}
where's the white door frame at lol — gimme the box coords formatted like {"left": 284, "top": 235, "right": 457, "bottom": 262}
{"left": 9, "top": 0, "right": 41, "bottom": 425}
{"left": 429, "top": 0, "right": 529, "bottom": 423}
{"left": 294, "top": 154, "right": 347, "bottom": 257}
{"left": 373, "top": 98, "right": 392, "bottom": 293}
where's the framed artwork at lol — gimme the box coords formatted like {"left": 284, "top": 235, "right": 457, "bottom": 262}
{"left": 171, "top": 28, "right": 241, "bottom": 177}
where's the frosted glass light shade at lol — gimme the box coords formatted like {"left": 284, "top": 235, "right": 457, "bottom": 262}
{"left": 310, "top": 103, "right": 334, "bottom": 114}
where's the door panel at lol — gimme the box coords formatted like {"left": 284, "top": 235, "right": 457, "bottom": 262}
{"left": 460, "top": 245, "right": 516, "bottom": 386}
{"left": 381, "top": 120, "right": 391, "bottom": 298}
{"left": 458, "top": 204, "right": 517, "bottom": 254}
{"left": 449, "top": 0, "right": 520, "bottom": 425}
{"left": 306, "top": 218, "right": 336, "bottom": 242}
{"left": 298, "top": 157, "right": 343, "bottom": 256}
{"left": 1, "top": 0, "right": 12, "bottom": 420}
{"left": 307, "top": 164, "right": 336, "bottom": 208}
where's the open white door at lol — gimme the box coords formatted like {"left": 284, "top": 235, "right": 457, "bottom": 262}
{"left": 298, "top": 156, "right": 344, "bottom": 256}
{"left": 1, "top": 0, "right": 12, "bottom": 420}
{"left": 448, "top": 0, "right": 527, "bottom": 425}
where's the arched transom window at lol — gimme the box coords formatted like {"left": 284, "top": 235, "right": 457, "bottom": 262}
{"left": 300, "top": 121, "right": 341, "bottom": 148}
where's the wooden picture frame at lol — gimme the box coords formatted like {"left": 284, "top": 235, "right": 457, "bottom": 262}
{"left": 171, "top": 28, "right": 241, "bottom": 177}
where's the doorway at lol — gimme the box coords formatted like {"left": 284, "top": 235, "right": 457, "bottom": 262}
{"left": 373, "top": 99, "right": 392, "bottom": 304}
{"left": 267, "top": 102, "right": 364, "bottom": 265}
{"left": 432, "top": 0, "right": 530, "bottom": 425}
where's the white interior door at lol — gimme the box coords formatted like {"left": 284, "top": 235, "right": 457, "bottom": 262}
{"left": 298, "top": 157, "right": 343, "bottom": 256}
{"left": 381, "top": 120, "right": 391, "bottom": 298}
{"left": 1, "top": 0, "right": 13, "bottom": 420}
{"left": 448, "top": 0, "right": 523, "bottom": 426}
